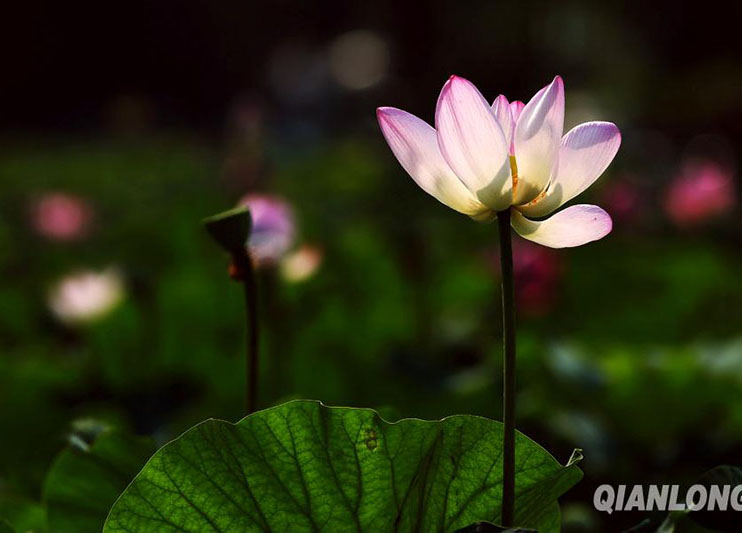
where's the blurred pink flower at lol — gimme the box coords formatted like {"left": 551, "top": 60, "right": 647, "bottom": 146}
{"left": 238, "top": 194, "right": 296, "bottom": 265}
{"left": 31, "top": 192, "right": 92, "bottom": 241}
{"left": 487, "top": 239, "right": 562, "bottom": 316}
{"left": 48, "top": 267, "right": 124, "bottom": 325}
{"left": 512, "top": 239, "right": 562, "bottom": 317}
{"left": 664, "top": 160, "right": 735, "bottom": 226}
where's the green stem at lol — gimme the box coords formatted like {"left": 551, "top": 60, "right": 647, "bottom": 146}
{"left": 496, "top": 208, "right": 516, "bottom": 526}
{"left": 236, "top": 251, "right": 259, "bottom": 415}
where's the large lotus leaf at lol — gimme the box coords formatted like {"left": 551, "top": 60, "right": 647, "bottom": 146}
{"left": 105, "top": 400, "right": 581, "bottom": 532}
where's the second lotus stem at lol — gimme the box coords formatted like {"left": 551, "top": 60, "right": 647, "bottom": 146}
{"left": 233, "top": 250, "right": 260, "bottom": 415}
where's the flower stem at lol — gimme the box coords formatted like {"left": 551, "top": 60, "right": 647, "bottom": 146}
{"left": 234, "top": 251, "right": 259, "bottom": 415}
{"left": 496, "top": 208, "right": 516, "bottom": 527}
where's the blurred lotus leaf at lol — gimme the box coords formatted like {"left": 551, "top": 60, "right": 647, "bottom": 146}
{"left": 0, "top": 498, "right": 45, "bottom": 532}
{"left": 689, "top": 465, "right": 742, "bottom": 531}
{"left": 42, "top": 426, "right": 155, "bottom": 533}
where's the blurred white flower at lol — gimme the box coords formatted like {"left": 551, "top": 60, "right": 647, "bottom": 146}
{"left": 238, "top": 194, "right": 296, "bottom": 266}
{"left": 280, "top": 245, "right": 323, "bottom": 283}
{"left": 329, "top": 30, "right": 390, "bottom": 90}
{"left": 48, "top": 268, "right": 124, "bottom": 325}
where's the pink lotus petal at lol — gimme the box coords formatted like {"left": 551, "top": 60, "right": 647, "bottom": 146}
{"left": 377, "top": 107, "right": 490, "bottom": 217}
{"left": 520, "top": 121, "right": 621, "bottom": 217}
{"left": 511, "top": 204, "right": 612, "bottom": 248}
{"left": 491, "top": 94, "right": 514, "bottom": 154}
{"left": 510, "top": 101, "right": 525, "bottom": 123}
{"left": 513, "top": 76, "right": 564, "bottom": 205}
{"left": 435, "top": 75, "right": 511, "bottom": 210}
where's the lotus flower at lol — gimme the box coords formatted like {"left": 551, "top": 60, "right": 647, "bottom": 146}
{"left": 377, "top": 76, "right": 621, "bottom": 248}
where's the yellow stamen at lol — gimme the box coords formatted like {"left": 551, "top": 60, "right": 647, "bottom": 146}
{"left": 509, "top": 155, "right": 518, "bottom": 196}
{"left": 523, "top": 189, "right": 547, "bottom": 207}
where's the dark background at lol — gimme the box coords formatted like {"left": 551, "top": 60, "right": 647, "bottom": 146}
{"left": 5, "top": 1, "right": 742, "bottom": 135}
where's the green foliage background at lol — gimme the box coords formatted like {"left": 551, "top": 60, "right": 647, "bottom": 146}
{"left": 1, "top": 130, "right": 741, "bottom": 531}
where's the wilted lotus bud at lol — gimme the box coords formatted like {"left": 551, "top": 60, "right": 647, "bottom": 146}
{"left": 31, "top": 192, "right": 93, "bottom": 241}
{"left": 48, "top": 268, "right": 124, "bottom": 326}
{"left": 664, "top": 159, "right": 735, "bottom": 227}
{"left": 238, "top": 194, "right": 296, "bottom": 266}
{"left": 280, "top": 245, "right": 323, "bottom": 283}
